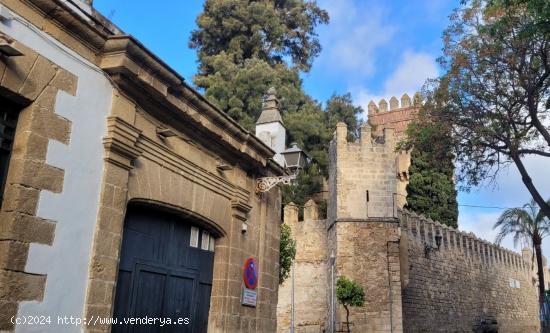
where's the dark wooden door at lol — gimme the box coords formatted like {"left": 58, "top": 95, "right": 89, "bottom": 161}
{"left": 0, "top": 99, "right": 20, "bottom": 206}
{"left": 113, "top": 206, "right": 215, "bottom": 333}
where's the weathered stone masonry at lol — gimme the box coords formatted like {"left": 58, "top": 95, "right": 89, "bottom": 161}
{"left": 277, "top": 110, "right": 540, "bottom": 332}
{"left": 0, "top": 35, "right": 76, "bottom": 331}
{"left": 0, "top": 1, "right": 285, "bottom": 332}
{"left": 400, "top": 210, "right": 539, "bottom": 333}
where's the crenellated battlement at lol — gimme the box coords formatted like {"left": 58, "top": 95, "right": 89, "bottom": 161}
{"left": 333, "top": 121, "right": 396, "bottom": 150}
{"left": 367, "top": 93, "right": 420, "bottom": 138}
{"left": 367, "top": 93, "right": 421, "bottom": 115}
{"left": 399, "top": 208, "right": 531, "bottom": 273}
{"left": 283, "top": 199, "right": 323, "bottom": 224}
{"left": 329, "top": 122, "right": 398, "bottom": 221}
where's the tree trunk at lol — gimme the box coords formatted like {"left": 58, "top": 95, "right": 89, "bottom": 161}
{"left": 511, "top": 154, "right": 550, "bottom": 220}
{"left": 344, "top": 304, "right": 350, "bottom": 333}
{"left": 535, "top": 241, "right": 546, "bottom": 305}
{"left": 534, "top": 239, "right": 549, "bottom": 333}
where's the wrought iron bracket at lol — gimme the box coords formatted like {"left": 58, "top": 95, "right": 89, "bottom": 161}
{"left": 256, "top": 173, "right": 297, "bottom": 193}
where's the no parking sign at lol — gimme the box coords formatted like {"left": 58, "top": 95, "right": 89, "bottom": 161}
{"left": 242, "top": 258, "right": 258, "bottom": 307}
{"left": 243, "top": 258, "right": 258, "bottom": 289}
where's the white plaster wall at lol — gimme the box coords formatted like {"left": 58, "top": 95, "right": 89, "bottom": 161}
{"left": 0, "top": 9, "right": 112, "bottom": 333}
{"left": 255, "top": 122, "right": 286, "bottom": 166}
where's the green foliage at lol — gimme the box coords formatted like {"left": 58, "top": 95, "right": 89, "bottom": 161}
{"left": 494, "top": 198, "right": 550, "bottom": 247}
{"left": 282, "top": 165, "right": 322, "bottom": 205}
{"left": 279, "top": 223, "right": 296, "bottom": 284}
{"left": 325, "top": 93, "right": 363, "bottom": 142}
{"left": 191, "top": 0, "right": 362, "bottom": 212}
{"left": 336, "top": 276, "right": 365, "bottom": 333}
{"left": 194, "top": 53, "right": 307, "bottom": 130}
{"left": 336, "top": 276, "right": 365, "bottom": 307}
{"left": 402, "top": 115, "right": 458, "bottom": 228}
{"left": 486, "top": 0, "right": 550, "bottom": 37}
{"left": 424, "top": 0, "right": 550, "bottom": 221}
{"left": 190, "top": 0, "right": 329, "bottom": 72}
{"left": 493, "top": 198, "right": 550, "bottom": 306}
{"left": 190, "top": 0, "right": 329, "bottom": 131}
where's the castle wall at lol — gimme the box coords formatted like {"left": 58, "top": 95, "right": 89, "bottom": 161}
{"left": 367, "top": 96, "right": 419, "bottom": 208}
{"left": 277, "top": 201, "right": 328, "bottom": 333}
{"left": 277, "top": 118, "right": 541, "bottom": 333}
{"left": 367, "top": 94, "right": 419, "bottom": 139}
{"left": 400, "top": 210, "right": 540, "bottom": 333}
{"left": 328, "top": 122, "right": 403, "bottom": 333}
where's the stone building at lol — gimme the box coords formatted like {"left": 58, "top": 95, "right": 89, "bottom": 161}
{"left": 277, "top": 99, "right": 540, "bottom": 332}
{"left": 0, "top": 1, "right": 284, "bottom": 332}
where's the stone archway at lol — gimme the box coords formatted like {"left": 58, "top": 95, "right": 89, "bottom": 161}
{"left": 112, "top": 204, "right": 215, "bottom": 333}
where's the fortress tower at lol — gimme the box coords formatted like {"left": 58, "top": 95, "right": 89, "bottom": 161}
{"left": 327, "top": 122, "right": 403, "bottom": 332}
{"left": 367, "top": 94, "right": 420, "bottom": 207}
{"left": 277, "top": 94, "right": 538, "bottom": 333}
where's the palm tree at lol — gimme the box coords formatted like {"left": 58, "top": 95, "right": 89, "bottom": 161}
{"left": 494, "top": 198, "right": 550, "bottom": 307}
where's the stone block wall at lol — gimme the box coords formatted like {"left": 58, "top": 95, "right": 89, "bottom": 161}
{"left": 0, "top": 35, "right": 77, "bottom": 331}
{"left": 330, "top": 220, "right": 402, "bottom": 333}
{"left": 367, "top": 96, "right": 419, "bottom": 208}
{"left": 367, "top": 95, "right": 419, "bottom": 138}
{"left": 277, "top": 117, "right": 541, "bottom": 333}
{"left": 329, "top": 122, "right": 397, "bottom": 220}
{"left": 277, "top": 201, "right": 329, "bottom": 333}
{"left": 328, "top": 122, "right": 403, "bottom": 333}
{"left": 399, "top": 210, "right": 540, "bottom": 333}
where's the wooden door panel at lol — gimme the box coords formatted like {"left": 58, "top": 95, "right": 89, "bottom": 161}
{"left": 113, "top": 206, "right": 215, "bottom": 333}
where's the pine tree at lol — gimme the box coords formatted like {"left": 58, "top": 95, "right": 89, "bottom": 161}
{"left": 190, "top": 0, "right": 329, "bottom": 131}
{"left": 190, "top": 1, "right": 362, "bottom": 213}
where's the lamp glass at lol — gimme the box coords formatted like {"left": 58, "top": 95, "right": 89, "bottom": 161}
{"left": 281, "top": 143, "right": 307, "bottom": 170}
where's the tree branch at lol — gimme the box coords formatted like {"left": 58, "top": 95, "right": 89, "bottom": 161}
{"left": 510, "top": 153, "right": 550, "bottom": 220}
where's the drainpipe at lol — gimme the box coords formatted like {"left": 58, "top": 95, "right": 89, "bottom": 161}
{"left": 291, "top": 260, "right": 295, "bottom": 333}
{"left": 329, "top": 251, "right": 336, "bottom": 333}
{"left": 387, "top": 242, "right": 394, "bottom": 333}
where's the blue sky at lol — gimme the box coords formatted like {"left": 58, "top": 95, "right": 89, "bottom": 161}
{"left": 94, "top": 0, "right": 550, "bottom": 259}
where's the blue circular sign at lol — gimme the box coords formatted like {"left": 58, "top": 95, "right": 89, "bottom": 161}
{"left": 244, "top": 258, "right": 258, "bottom": 289}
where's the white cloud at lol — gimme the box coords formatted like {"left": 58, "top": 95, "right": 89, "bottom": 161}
{"left": 354, "top": 50, "right": 438, "bottom": 118}
{"left": 383, "top": 51, "right": 438, "bottom": 94}
{"left": 459, "top": 154, "right": 550, "bottom": 259}
{"left": 317, "top": 0, "right": 397, "bottom": 77}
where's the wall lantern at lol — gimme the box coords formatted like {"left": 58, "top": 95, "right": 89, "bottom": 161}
{"left": 424, "top": 230, "right": 443, "bottom": 258}
{"left": 281, "top": 143, "right": 308, "bottom": 171}
{"left": 255, "top": 143, "right": 308, "bottom": 193}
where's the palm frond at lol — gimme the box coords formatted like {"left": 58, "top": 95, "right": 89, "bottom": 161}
{"left": 493, "top": 207, "right": 534, "bottom": 245}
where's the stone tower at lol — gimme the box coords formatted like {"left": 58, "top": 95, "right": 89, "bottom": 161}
{"left": 327, "top": 122, "right": 403, "bottom": 332}
{"left": 256, "top": 87, "right": 286, "bottom": 166}
{"left": 277, "top": 98, "right": 539, "bottom": 333}
{"left": 367, "top": 94, "right": 420, "bottom": 208}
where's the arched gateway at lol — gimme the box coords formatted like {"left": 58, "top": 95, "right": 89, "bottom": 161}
{"left": 112, "top": 205, "right": 215, "bottom": 332}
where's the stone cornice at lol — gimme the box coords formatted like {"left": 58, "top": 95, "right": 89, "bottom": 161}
{"left": 103, "top": 116, "right": 143, "bottom": 170}
{"left": 16, "top": 0, "right": 284, "bottom": 177}
{"left": 231, "top": 199, "right": 253, "bottom": 223}
{"left": 100, "top": 35, "right": 283, "bottom": 176}
{"left": 22, "top": 0, "right": 112, "bottom": 53}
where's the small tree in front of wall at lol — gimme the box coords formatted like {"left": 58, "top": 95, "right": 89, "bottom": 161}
{"left": 279, "top": 223, "right": 296, "bottom": 284}
{"left": 336, "top": 276, "right": 365, "bottom": 333}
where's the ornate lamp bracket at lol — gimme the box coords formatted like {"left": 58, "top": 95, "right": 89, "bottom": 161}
{"left": 256, "top": 173, "right": 297, "bottom": 193}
